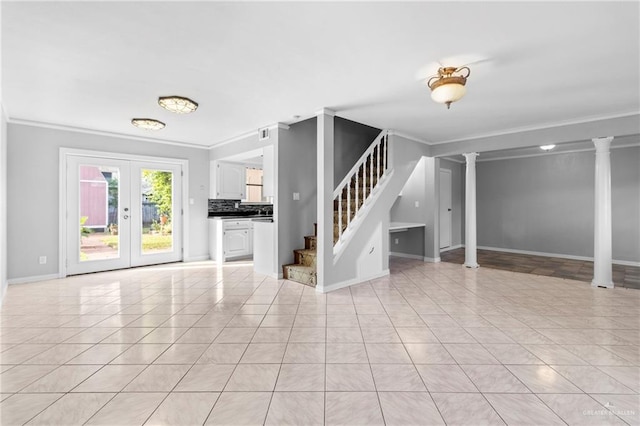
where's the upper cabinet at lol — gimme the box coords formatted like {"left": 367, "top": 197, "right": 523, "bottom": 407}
{"left": 213, "top": 161, "right": 246, "bottom": 200}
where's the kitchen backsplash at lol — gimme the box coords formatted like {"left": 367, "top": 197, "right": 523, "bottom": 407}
{"left": 208, "top": 199, "right": 273, "bottom": 216}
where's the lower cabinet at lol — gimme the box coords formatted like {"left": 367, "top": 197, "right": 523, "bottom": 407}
{"left": 224, "top": 228, "right": 251, "bottom": 258}
{"left": 210, "top": 219, "right": 253, "bottom": 262}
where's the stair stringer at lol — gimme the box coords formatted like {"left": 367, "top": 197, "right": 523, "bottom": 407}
{"left": 317, "top": 135, "right": 432, "bottom": 293}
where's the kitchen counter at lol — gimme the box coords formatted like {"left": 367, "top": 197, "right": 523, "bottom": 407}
{"left": 208, "top": 215, "right": 273, "bottom": 220}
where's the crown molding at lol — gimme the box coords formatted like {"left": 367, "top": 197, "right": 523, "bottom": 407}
{"left": 208, "top": 129, "right": 260, "bottom": 150}
{"left": 8, "top": 117, "right": 209, "bottom": 150}
{"left": 388, "top": 130, "right": 432, "bottom": 145}
{"left": 431, "top": 110, "right": 640, "bottom": 145}
{"left": 476, "top": 139, "right": 640, "bottom": 163}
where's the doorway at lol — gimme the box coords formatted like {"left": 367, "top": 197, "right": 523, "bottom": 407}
{"left": 439, "top": 168, "right": 452, "bottom": 249}
{"left": 62, "top": 152, "right": 184, "bottom": 275}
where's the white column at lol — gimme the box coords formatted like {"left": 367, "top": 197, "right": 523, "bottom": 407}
{"left": 316, "top": 108, "right": 335, "bottom": 292}
{"left": 463, "top": 153, "right": 479, "bottom": 268}
{"left": 592, "top": 136, "right": 614, "bottom": 288}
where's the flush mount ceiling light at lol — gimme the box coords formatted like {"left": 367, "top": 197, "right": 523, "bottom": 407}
{"left": 427, "top": 66, "right": 471, "bottom": 109}
{"left": 131, "top": 118, "right": 166, "bottom": 131}
{"left": 158, "top": 96, "right": 198, "bottom": 114}
{"left": 540, "top": 144, "right": 556, "bottom": 151}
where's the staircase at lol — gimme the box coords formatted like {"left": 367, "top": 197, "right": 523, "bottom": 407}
{"left": 283, "top": 130, "right": 389, "bottom": 287}
{"left": 283, "top": 224, "right": 317, "bottom": 287}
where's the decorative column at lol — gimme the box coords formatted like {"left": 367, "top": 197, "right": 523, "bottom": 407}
{"left": 463, "top": 153, "right": 479, "bottom": 268}
{"left": 592, "top": 136, "right": 614, "bottom": 288}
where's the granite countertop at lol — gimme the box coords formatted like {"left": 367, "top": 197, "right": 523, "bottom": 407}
{"left": 208, "top": 215, "right": 273, "bottom": 220}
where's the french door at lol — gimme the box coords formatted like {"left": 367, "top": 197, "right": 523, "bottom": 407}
{"left": 66, "top": 155, "right": 182, "bottom": 275}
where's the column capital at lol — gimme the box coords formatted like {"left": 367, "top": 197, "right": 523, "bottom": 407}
{"left": 462, "top": 152, "right": 479, "bottom": 163}
{"left": 593, "top": 136, "right": 613, "bottom": 152}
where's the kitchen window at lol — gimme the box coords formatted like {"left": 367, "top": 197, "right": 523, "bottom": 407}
{"left": 245, "top": 168, "right": 263, "bottom": 202}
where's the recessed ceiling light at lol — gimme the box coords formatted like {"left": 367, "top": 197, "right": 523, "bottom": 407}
{"left": 158, "top": 96, "right": 198, "bottom": 114}
{"left": 540, "top": 144, "right": 556, "bottom": 151}
{"left": 131, "top": 118, "right": 166, "bottom": 130}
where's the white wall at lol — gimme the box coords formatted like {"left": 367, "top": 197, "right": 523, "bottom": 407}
{"left": 7, "top": 123, "right": 210, "bottom": 281}
{"left": 0, "top": 107, "right": 7, "bottom": 302}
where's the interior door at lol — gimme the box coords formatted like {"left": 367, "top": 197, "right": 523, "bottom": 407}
{"left": 439, "top": 168, "right": 452, "bottom": 249}
{"left": 66, "top": 156, "right": 182, "bottom": 275}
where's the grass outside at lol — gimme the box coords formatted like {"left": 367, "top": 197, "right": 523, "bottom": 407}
{"left": 101, "top": 234, "right": 173, "bottom": 251}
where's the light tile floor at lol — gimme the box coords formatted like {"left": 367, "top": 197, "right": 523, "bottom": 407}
{"left": 1, "top": 257, "right": 639, "bottom": 425}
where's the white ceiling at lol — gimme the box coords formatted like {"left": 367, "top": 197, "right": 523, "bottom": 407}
{"left": 2, "top": 1, "right": 639, "bottom": 148}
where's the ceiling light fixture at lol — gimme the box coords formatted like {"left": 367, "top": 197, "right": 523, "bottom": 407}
{"left": 158, "top": 96, "right": 198, "bottom": 114}
{"left": 131, "top": 118, "right": 166, "bottom": 131}
{"left": 427, "top": 66, "right": 471, "bottom": 109}
{"left": 540, "top": 144, "right": 556, "bottom": 151}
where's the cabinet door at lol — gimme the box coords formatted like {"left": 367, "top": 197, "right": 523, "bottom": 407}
{"left": 217, "top": 163, "right": 246, "bottom": 199}
{"left": 224, "top": 228, "right": 250, "bottom": 258}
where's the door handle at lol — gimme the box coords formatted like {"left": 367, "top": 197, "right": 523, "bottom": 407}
{"left": 448, "top": 208, "right": 452, "bottom": 211}
{"left": 124, "top": 207, "right": 129, "bottom": 212}
{"left": 124, "top": 215, "right": 129, "bottom": 219}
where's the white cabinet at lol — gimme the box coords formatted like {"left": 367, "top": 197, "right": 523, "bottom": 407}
{"left": 210, "top": 219, "right": 253, "bottom": 262}
{"left": 214, "top": 162, "right": 246, "bottom": 200}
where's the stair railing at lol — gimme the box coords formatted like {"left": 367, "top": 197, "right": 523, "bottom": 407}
{"left": 333, "top": 130, "right": 389, "bottom": 246}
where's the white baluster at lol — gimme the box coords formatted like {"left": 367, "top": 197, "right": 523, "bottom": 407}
{"left": 377, "top": 140, "right": 381, "bottom": 182}
{"left": 362, "top": 163, "right": 366, "bottom": 204}
{"left": 369, "top": 152, "right": 373, "bottom": 195}
{"left": 338, "top": 191, "right": 343, "bottom": 240}
{"left": 382, "top": 134, "right": 387, "bottom": 174}
{"left": 347, "top": 180, "right": 351, "bottom": 227}
{"left": 355, "top": 169, "right": 359, "bottom": 215}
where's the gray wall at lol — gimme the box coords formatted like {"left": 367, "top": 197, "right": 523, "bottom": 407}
{"left": 0, "top": 107, "right": 7, "bottom": 301}
{"left": 278, "top": 118, "right": 317, "bottom": 267}
{"left": 389, "top": 157, "right": 464, "bottom": 258}
{"left": 7, "top": 123, "right": 211, "bottom": 280}
{"left": 334, "top": 117, "right": 381, "bottom": 187}
{"left": 476, "top": 146, "right": 640, "bottom": 262}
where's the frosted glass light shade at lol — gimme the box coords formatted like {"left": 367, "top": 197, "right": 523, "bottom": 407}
{"left": 158, "top": 96, "right": 198, "bottom": 114}
{"left": 431, "top": 83, "right": 467, "bottom": 104}
{"left": 131, "top": 118, "right": 165, "bottom": 130}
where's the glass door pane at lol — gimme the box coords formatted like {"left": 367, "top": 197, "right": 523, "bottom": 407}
{"left": 140, "top": 169, "right": 174, "bottom": 255}
{"left": 67, "top": 156, "right": 130, "bottom": 276}
{"left": 130, "top": 161, "right": 182, "bottom": 267}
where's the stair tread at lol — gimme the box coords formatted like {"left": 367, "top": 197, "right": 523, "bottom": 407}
{"left": 294, "top": 248, "right": 316, "bottom": 254}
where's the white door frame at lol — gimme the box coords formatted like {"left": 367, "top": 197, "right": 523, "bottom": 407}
{"left": 59, "top": 147, "right": 190, "bottom": 278}
{"left": 439, "top": 168, "right": 452, "bottom": 249}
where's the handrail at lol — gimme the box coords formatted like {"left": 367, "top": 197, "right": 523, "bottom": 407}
{"left": 332, "top": 130, "right": 390, "bottom": 246}
{"left": 333, "top": 130, "right": 388, "bottom": 198}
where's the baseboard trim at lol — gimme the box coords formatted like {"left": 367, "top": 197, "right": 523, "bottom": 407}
{"left": 424, "top": 256, "right": 441, "bottom": 263}
{"left": 183, "top": 255, "right": 211, "bottom": 262}
{"left": 439, "top": 244, "right": 463, "bottom": 253}
{"left": 8, "top": 274, "right": 60, "bottom": 285}
{"left": 317, "top": 269, "right": 390, "bottom": 294}
{"left": 477, "top": 246, "right": 640, "bottom": 267}
{"left": 389, "top": 252, "right": 424, "bottom": 261}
